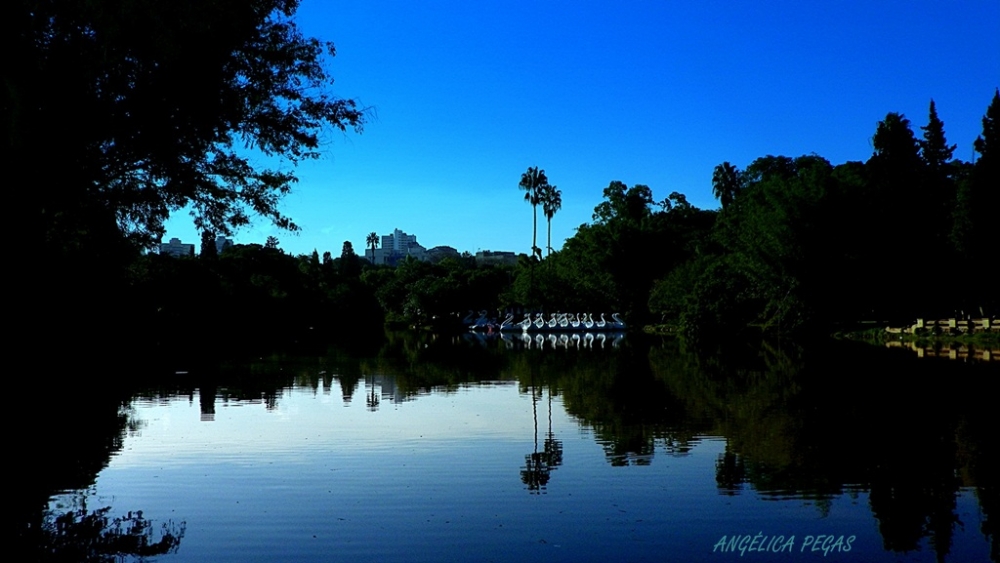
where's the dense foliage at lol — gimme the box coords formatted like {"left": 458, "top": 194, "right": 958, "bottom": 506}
{"left": 9, "top": 0, "right": 364, "bottom": 249}
{"left": 7, "top": 0, "right": 995, "bottom": 350}
{"left": 66, "top": 91, "right": 1000, "bottom": 352}
{"left": 7, "top": 0, "right": 365, "bottom": 355}
{"left": 649, "top": 94, "right": 999, "bottom": 338}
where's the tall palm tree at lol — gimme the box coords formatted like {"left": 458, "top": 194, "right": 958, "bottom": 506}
{"left": 366, "top": 231, "right": 379, "bottom": 264}
{"left": 712, "top": 162, "right": 741, "bottom": 209}
{"left": 540, "top": 184, "right": 562, "bottom": 258}
{"left": 519, "top": 167, "right": 549, "bottom": 259}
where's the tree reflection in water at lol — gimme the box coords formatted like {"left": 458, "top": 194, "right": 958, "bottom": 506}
{"left": 649, "top": 336, "right": 999, "bottom": 562}
{"left": 22, "top": 330, "right": 996, "bottom": 561}
{"left": 521, "top": 380, "right": 563, "bottom": 494}
{"left": 13, "top": 386, "right": 185, "bottom": 562}
{"left": 30, "top": 493, "right": 185, "bottom": 563}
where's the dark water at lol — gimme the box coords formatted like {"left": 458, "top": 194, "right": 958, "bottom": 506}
{"left": 18, "top": 333, "right": 998, "bottom": 562}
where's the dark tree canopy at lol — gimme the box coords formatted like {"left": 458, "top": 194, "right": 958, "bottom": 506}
{"left": 973, "top": 89, "right": 1000, "bottom": 162}
{"left": 711, "top": 162, "right": 742, "bottom": 209}
{"left": 920, "top": 100, "right": 956, "bottom": 172}
{"left": 8, "top": 0, "right": 366, "bottom": 251}
{"left": 591, "top": 181, "right": 654, "bottom": 225}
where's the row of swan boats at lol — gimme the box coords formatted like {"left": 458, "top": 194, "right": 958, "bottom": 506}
{"left": 466, "top": 312, "right": 626, "bottom": 333}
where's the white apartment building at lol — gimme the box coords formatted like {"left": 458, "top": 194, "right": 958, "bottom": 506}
{"left": 366, "top": 228, "right": 427, "bottom": 265}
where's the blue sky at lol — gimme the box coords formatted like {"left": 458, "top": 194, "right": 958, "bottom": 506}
{"left": 164, "top": 0, "right": 999, "bottom": 258}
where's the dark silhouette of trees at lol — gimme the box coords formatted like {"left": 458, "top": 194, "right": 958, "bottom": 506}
{"left": 507, "top": 180, "right": 714, "bottom": 324}
{"left": 921, "top": 100, "right": 958, "bottom": 172}
{"left": 200, "top": 230, "right": 219, "bottom": 259}
{"left": 366, "top": 232, "right": 379, "bottom": 264}
{"left": 953, "top": 89, "right": 1000, "bottom": 315}
{"left": 10, "top": 0, "right": 365, "bottom": 252}
{"left": 711, "top": 162, "right": 742, "bottom": 209}
{"left": 10, "top": 0, "right": 367, "bottom": 362}
{"left": 339, "top": 241, "right": 362, "bottom": 278}
{"left": 591, "top": 180, "right": 653, "bottom": 225}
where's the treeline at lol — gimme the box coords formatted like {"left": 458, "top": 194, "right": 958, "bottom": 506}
{"left": 127, "top": 239, "right": 518, "bottom": 351}
{"left": 516, "top": 93, "right": 999, "bottom": 337}
{"left": 663, "top": 95, "right": 999, "bottom": 336}
{"left": 28, "top": 93, "right": 999, "bottom": 359}
{"left": 98, "top": 93, "right": 1000, "bottom": 353}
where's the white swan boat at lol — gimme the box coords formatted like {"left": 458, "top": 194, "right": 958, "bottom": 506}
{"left": 496, "top": 312, "right": 626, "bottom": 333}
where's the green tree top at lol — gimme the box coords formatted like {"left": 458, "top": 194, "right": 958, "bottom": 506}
{"left": 592, "top": 181, "right": 654, "bottom": 226}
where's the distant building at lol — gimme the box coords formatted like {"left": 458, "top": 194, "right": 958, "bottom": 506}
{"left": 475, "top": 250, "right": 517, "bottom": 266}
{"left": 215, "top": 236, "right": 234, "bottom": 254}
{"left": 159, "top": 237, "right": 195, "bottom": 258}
{"left": 427, "top": 245, "right": 460, "bottom": 262}
{"left": 365, "top": 228, "right": 428, "bottom": 266}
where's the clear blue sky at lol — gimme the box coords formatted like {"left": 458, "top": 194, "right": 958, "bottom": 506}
{"left": 164, "top": 0, "right": 1000, "bottom": 258}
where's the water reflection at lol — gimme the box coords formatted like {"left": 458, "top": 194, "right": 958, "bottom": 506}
{"left": 520, "top": 384, "right": 564, "bottom": 494}
{"left": 35, "top": 493, "right": 185, "bottom": 563}
{"left": 15, "top": 388, "right": 186, "bottom": 562}
{"left": 21, "top": 331, "right": 999, "bottom": 562}
{"left": 649, "top": 337, "right": 998, "bottom": 561}
{"left": 497, "top": 331, "right": 626, "bottom": 350}
{"left": 885, "top": 339, "right": 998, "bottom": 362}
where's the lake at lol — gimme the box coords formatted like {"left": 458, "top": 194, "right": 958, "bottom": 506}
{"left": 20, "top": 332, "right": 998, "bottom": 562}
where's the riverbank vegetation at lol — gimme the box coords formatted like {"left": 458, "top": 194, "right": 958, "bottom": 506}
{"left": 25, "top": 90, "right": 1000, "bottom": 363}
{"left": 10, "top": 0, "right": 997, "bottom": 361}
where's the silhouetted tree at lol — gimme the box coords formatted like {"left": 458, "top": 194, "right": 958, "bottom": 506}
{"left": 953, "top": 90, "right": 1000, "bottom": 315}
{"left": 199, "top": 230, "right": 218, "bottom": 259}
{"left": 519, "top": 167, "right": 550, "bottom": 259}
{"left": 10, "top": 0, "right": 367, "bottom": 357}
{"left": 712, "top": 162, "right": 742, "bottom": 209}
{"left": 539, "top": 184, "right": 562, "bottom": 258}
{"left": 366, "top": 232, "right": 379, "bottom": 264}
{"left": 339, "top": 241, "right": 361, "bottom": 278}
{"left": 865, "top": 113, "right": 926, "bottom": 319}
{"left": 921, "top": 100, "right": 957, "bottom": 172}
{"left": 12, "top": 0, "right": 365, "bottom": 251}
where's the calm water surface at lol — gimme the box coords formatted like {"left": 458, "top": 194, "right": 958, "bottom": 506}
{"left": 26, "top": 334, "right": 998, "bottom": 562}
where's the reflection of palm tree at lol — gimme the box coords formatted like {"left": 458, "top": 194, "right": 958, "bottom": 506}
{"left": 544, "top": 387, "right": 563, "bottom": 468}
{"left": 519, "top": 167, "right": 549, "bottom": 259}
{"left": 520, "top": 382, "right": 561, "bottom": 493}
{"left": 366, "top": 231, "right": 379, "bottom": 264}
{"left": 540, "top": 184, "right": 562, "bottom": 258}
{"left": 521, "top": 385, "right": 550, "bottom": 492}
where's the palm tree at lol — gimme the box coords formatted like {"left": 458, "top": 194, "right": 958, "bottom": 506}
{"left": 366, "top": 231, "right": 379, "bottom": 264}
{"left": 540, "top": 184, "right": 562, "bottom": 258}
{"left": 519, "top": 167, "right": 549, "bottom": 259}
{"left": 711, "top": 162, "right": 741, "bottom": 209}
